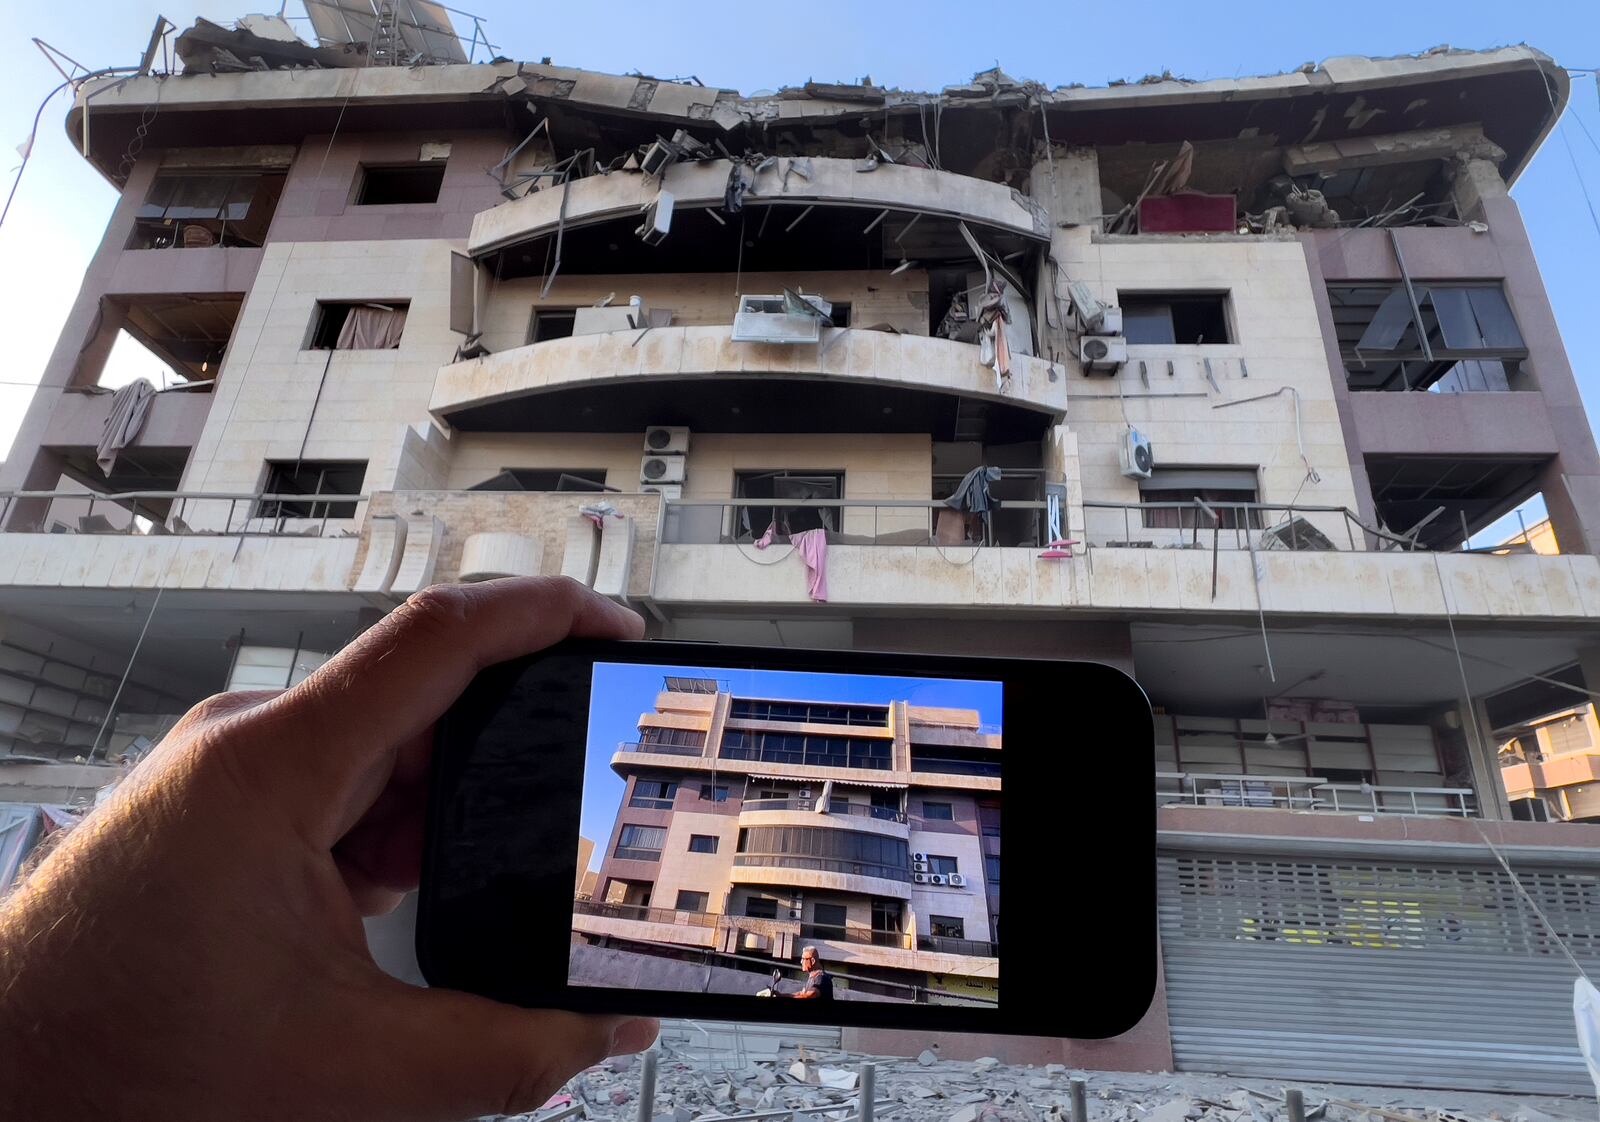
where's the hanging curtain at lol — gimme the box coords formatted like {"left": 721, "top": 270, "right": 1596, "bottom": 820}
{"left": 336, "top": 305, "right": 407, "bottom": 350}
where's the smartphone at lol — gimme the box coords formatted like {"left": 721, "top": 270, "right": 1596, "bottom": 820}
{"left": 418, "top": 639, "right": 1156, "bottom": 1038}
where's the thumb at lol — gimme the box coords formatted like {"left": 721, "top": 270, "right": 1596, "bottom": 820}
{"left": 371, "top": 983, "right": 658, "bottom": 1120}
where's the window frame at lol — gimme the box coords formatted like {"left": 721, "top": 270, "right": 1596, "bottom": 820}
{"left": 256, "top": 460, "right": 367, "bottom": 521}
{"left": 354, "top": 163, "right": 446, "bottom": 206}
{"left": 687, "top": 834, "right": 719, "bottom": 854}
{"left": 675, "top": 890, "right": 710, "bottom": 913}
{"left": 1328, "top": 281, "right": 1527, "bottom": 392}
{"left": 928, "top": 854, "right": 959, "bottom": 875}
{"left": 928, "top": 915, "right": 966, "bottom": 939}
{"left": 921, "top": 801, "right": 955, "bottom": 821}
{"left": 306, "top": 300, "right": 410, "bottom": 351}
{"left": 1119, "top": 291, "right": 1233, "bottom": 345}
{"left": 1138, "top": 467, "right": 1263, "bottom": 531}
{"left": 527, "top": 307, "right": 579, "bottom": 344}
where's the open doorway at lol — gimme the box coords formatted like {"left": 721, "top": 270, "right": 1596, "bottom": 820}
{"left": 732, "top": 469, "right": 844, "bottom": 542}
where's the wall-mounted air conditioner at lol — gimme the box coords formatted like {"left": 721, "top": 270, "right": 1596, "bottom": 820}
{"left": 636, "top": 189, "right": 674, "bottom": 246}
{"left": 641, "top": 483, "right": 682, "bottom": 500}
{"left": 640, "top": 454, "right": 686, "bottom": 484}
{"left": 789, "top": 909, "right": 803, "bottom": 919}
{"left": 1080, "top": 333, "right": 1127, "bottom": 373}
{"left": 947, "top": 873, "right": 967, "bottom": 887}
{"left": 913, "top": 861, "right": 930, "bottom": 873}
{"left": 797, "top": 788, "right": 813, "bottom": 799}
{"left": 912, "top": 873, "right": 930, "bottom": 884}
{"left": 1119, "top": 428, "right": 1154, "bottom": 480}
{"left": 912, "top": 852, "right": 928, "bottom": 863}
{"left": 929, "top": 874, "right": 949, "bottom": 886}
{"left": 731, "top": 291, "right": 832, "bottom": 344}
{"left": 644, "top": 426, "right": 690, "bottom": 454}
{"left": 742, "top": 932, "right": 771, "bottom": 952}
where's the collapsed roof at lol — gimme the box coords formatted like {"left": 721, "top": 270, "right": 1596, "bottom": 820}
{"left": 70, "top": 17, "right": 1569, "bottom": 212}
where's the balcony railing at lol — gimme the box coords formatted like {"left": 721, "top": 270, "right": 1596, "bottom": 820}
{"left": 612, "top": 847, "right": 663, "bottom": 862}
{"left": 573, "top": 899, "right": 718, "bottom": 928}
{"left": 0, "top": 488, "right": 366, "bottom": 537}
{"left": 800, "top": 923, "right": 916, "bottom": 950}
{"left": 733, "top": 854, "right": 910, "bottom": 882}
{"left": 1084, "top": 499, "right": 1444, "bottom": 554}
{"left": 619, "top": 740, "right": 706, "bottom": 757}
{"left": 919, "top": 934, "right": 998, "bottom": 957}
{"left": 743, "top": 798, "right": 907, "bottom": 823}
{"left": 720, "top": 745, "right": 892, "bottom": 771}
{"left": 664, "top": 497, "right": 1055, "bottom": 549}
{"left": 1157, "top": 772, "right": 1478, "bottom": 817}
{"left": 627, "top": 796, "right": 676, "bottom": 810}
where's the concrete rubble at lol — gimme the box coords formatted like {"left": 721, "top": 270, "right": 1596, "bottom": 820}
{"left": 485, "top": 1042, "right": 1597, "bottom": 1122}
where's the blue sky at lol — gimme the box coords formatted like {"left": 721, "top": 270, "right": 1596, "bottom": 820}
{"left": 1, "top": 2, "right": 1596, "bottom": 544}
{"left": 580, "top": 662, "right": 1003, "bottom": 867}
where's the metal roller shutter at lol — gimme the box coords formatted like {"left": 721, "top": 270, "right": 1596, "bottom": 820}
{"left": 1158, "top": 852, "right": 1600, "bottom": 1094}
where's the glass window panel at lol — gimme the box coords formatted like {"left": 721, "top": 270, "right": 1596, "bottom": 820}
{"left": 165, "top": 175, "right": 232, "bottom": 220}
{"left": 1427, "top": 286, "right": 1485, "bottom": 350}
{"left": 1355, "top": 289, "right": 1415, "bottom": 352}
{"left": 1466, "top": 286, "right": 1525, "bottom": 349}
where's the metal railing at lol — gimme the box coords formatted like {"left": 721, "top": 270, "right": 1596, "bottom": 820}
{"left": 733, "top": 854, "right": 910, "bottom": 882}
{"left": 800, "top": 923, "right": 917, "bottom": 950}
{"left": 719, "top": 744, "right": 892, "bottom": 771}
{"left": 662, "top": 496, "right": 1054, "bottom": 549}
{"left": 620, "top": 740, "right": 706, "bottom": 757}
{"left": 0, "top": 488, "right": 367, "bottom": 538}
{"left": 612, "top": 846, "right": 663, "bottom": 862}
{"left": 1156, "top": 771, "right": 1479, "bottom": 817}
{"left": 919, "top": 934, "right": 998, "bottom": 957}
{"left": 1318, "top": 782, "right": 1477, "bottom": 817}
{"left": 1085, "top": 499, "right": 1440, "bottom": 554}
{"left": 741, "top": 798, "right": 907, "bottom": 823}
{"left": 573, "top": 899, "right": 718, "bottom": 928}
{"left": 627, "top": 796, "right": 676, "bottom": 810}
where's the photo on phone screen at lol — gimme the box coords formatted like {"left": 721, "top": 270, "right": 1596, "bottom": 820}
{"left": 572, "top": 661, "right": 1001, "bottom": 1008}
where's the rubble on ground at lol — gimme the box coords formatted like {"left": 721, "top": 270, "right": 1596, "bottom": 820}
{"left": 485, "top": 1040, "right": 1597, "bottom": 1122}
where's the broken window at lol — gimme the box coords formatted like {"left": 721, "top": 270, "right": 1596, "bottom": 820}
{"left": 527, "top": 308, "right": 578, "bottom": 344}
{"left": 733, "top": 470, "right": 843, "bottom": 541}
{"left": 129, "top": 171, "right": 285, "bottom": 249}
{"left": 469, "top": 468, "right": 612, "bottom": 492}
{"left": 257, "top": 460, "right": 367, "bottom": 520}
{"left": 308, "top": 302, "right": 409, "bottom": 350}
{"left": 1121, "top": 293, "right": 1232, "bottom": 345}
{"left": 355, "top": 164, "right": 445, "bottom": 206}
{"left": 1328, "top": 283, "right": 1527, "bottom": 391}
{"left": 1140, "top": 468, "right": 1262, "bottom": 530}
{"left": 928, "top": 915, "right": 966, "bottom": 939}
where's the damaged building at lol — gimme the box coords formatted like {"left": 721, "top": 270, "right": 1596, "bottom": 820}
{"left": 4, "top": 6, "right": 1600, "bottom": 1096}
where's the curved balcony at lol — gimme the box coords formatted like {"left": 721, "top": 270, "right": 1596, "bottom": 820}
{"left": 738, "top": 800, "right": 910, "bottom": 839}
{"left": 431, "top": 325, "right": 1066, "bottom": 429}
{"left": 729, "top": 856, "right": 913, "bottom": 899}
{"left": 469, "top": 157, "right": 1049, "bottom": 256}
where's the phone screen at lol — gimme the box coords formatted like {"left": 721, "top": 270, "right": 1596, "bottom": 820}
{"left": 573, "top": 660, "right": 1002, "bottom": 1009}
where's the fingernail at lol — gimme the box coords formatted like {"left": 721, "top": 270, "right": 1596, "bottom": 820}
{"left": 611, "top": 1017, "right": 659, "bottom": 1056}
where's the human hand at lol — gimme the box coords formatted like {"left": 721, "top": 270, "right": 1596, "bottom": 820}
{"left": 0, "top": 577, "right": 659, "bottom": 1121}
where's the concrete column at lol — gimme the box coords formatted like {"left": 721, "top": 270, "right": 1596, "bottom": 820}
{"left": 1461, "top": 697, "right": 1511, "bottom": 820}
{"left": 1448, "top": 155, "right": 1509, "bottom": 224}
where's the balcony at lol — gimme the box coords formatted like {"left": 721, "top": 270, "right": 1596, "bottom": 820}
{"left": 469, "top": 156, "right": 1050, "bottom": 256}
{"left": 918, "top": 934, "right": 998, "bottom": 957}
{"left": 619, "top": 740, "right": 704, "bottom": 758}
{"left": 1156, "top": 772, "right": 1478, "bottom": 818}
{"left": 430, "top": 325, "right": 1066, "bottom": 428}
{"left": 42, "top": 388, "right": 212, "bottom": 454}
{"left": 733, "top": 854, "right": 909, "bottom": 882}
{"left": 651, "top": 497, "right": 1600, "bottom": 620}
{"left": 743, "top": 798, "right": 907, "bottom": 824}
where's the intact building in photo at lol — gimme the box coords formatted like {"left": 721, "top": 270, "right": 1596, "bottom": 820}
{"left": 3, "top": 9, "right": 1600, "bottom": 1091}
{"left": 573, "top": 677, "right": 1000, "bottom": 1004}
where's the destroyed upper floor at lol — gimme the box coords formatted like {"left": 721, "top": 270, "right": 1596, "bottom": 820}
{"left": 68, "top": 29, "right": 1570, "bottom": 236}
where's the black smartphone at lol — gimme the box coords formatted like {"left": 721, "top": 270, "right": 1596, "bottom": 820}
{"left": 418, "top": 639, "right": 1156, "bottom": 1038}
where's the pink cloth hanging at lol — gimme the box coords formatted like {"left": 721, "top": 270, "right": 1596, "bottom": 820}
{"left": 754, "top": 521, "right": 829, "bottom": 601}
{"left": 792, "top": 528, "right": 829, "bottom": 602}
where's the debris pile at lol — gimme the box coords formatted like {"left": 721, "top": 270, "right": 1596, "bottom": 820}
{"left": 489, "top": 1041, "right": 1596, "bottom": 1122}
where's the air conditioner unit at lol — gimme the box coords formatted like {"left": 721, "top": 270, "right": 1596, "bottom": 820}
{"left": 641, "top": 483, "right": 682, "bottom": 500}
{"left": 640, "top": 136, "right": 681, "bottom": 179}
{"left": 912, "top": 852, "right": 928, "bottom": 863}
{"left": 929, "top": 874, "right": 949, "bottom": 886}
{"left": 742, "top": 932, "right": 772, "bottom": 952}
{"left": 636, "top": 189, "right": 675, "bottom": 246}
{"left": 912, "top": 873, "right": 930, "bottom": 884}
{"left": 912, "top": 861, "right": 930, "bottom": 873}
{"left": 644, "top": 426, "right": 690, "bottom": 454}
{"left": 797, "top": 788, "right": 813, "bottom": 799}
{"left": 947, "top": 873, "right": 967, "bottom": 887}
{"left": 1119, "top": 428, "right": 1154, "bottom": 480}
{"left": 1088, "top": 306, "right": 1123, "bottom": 336}
{"left": 731, "top": 291, "right": 833, "bottom": 344}
{"left": 1080, "top": 333, "right": 1127, "bottom": 373}
{"left": 640, "top": 454, "right": 686, "bottom": 484}
{"left": 789, "top": 909, "right": 803, "bottom": 919}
